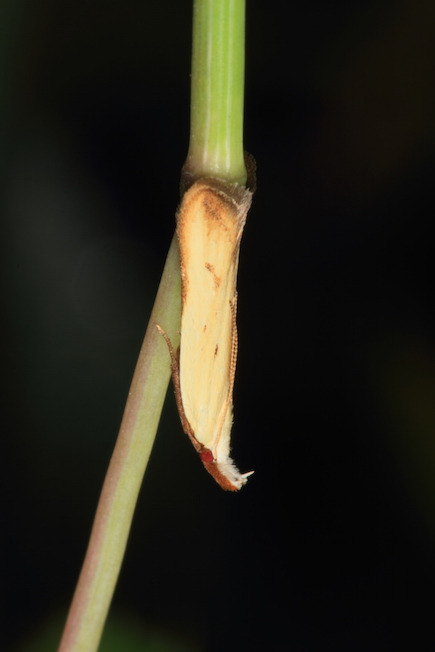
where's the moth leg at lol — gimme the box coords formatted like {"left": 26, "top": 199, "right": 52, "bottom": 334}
{"left": 156, "top": 325, "right": 201, "bottom": 452}
{"left": 156, "top": 325, "right": 178, "bottom": 376}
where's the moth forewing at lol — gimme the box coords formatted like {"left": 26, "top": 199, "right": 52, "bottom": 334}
{"left": 173, "top": 178, "right": 253, "bottom": 490}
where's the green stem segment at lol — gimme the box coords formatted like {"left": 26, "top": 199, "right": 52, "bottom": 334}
{"left": 183, "top": 0, "right": 247, "bottom": 186}
{"left": 57, "top": 0, "right": 247, "bottom": 649}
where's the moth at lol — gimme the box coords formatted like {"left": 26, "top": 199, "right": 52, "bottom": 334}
{"left": 158, "top": 176, "right": 254, "bottom": 490}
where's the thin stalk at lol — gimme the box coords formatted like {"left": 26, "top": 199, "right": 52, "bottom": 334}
{"left": 57, "top": 0, "right": 248, "bottom": 648}
{"left": 57, "top": 236, "right": 181, "bottom": 652}
{"left": 183, "top": 0, "right": 247, "bottom": 186}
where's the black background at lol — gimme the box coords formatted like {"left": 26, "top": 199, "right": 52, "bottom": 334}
{"left": 2, "top": 1, "right": 435, "bottom": 650}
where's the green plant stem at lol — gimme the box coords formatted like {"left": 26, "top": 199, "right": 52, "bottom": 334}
{"left": 57, "top": 236, "right": 181, "bottom": 652}
{"left": 183, "top": 0, "right": 247, "bottom": 186}
{"left": 57, "top": 0, "right": 247, "bottom": 648}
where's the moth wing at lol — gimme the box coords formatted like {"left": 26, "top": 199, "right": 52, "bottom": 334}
{"left": 177, "top": 182, "right": 244, "bottom": 455}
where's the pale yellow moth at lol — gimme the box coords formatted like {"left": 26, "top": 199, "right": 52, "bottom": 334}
{"left": 158, "top": 176, "right": 254, "bottom": 490}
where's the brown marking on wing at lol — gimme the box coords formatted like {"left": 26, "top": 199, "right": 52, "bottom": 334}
{"left": 176, "top": 179, "right": 253, "bottom": 308}
{"left": 205, "top": 262, "right": 221, "bottom": 289}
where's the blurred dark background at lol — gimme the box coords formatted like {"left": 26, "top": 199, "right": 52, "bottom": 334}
{"left": 2, "top": 0, "right": 435, "bottom": 650}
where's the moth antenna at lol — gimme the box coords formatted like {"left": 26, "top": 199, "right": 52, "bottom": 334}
{"left": 228, "top": 294, "right": 238, "bottom": 400}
